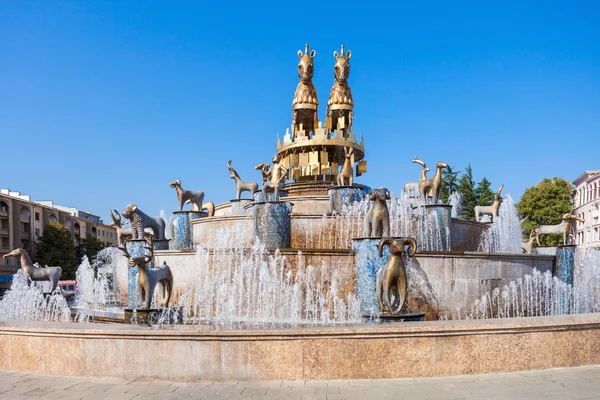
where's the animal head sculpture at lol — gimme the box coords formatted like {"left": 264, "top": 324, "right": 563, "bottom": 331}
{"left": 169, "top": 180, "right": 181, "bottom": 189}
{"left": 227, "top": 160, "right": 239, "bottom": 179}
{"left": 378, "top": 237, "right": 417, "bottom": 258}
{"left": 297, "top": 44, "right": 316, "bottom": 83}
{"left": 333, "top": 45, "right": 351, "bottom": 83}
{"left": 495, "top": 184, "right": 504, "bottom": 203}
{"left": 369, "top": 188, "right": 391, "bottom": 202}
{"left": 3, "top": 248, "right": 24, "bottom": 259}
{"left": 108, "top": 209, "right": 125, "bottom": 228}
{"left": 436, "top": 161, "right": 449, "bottom": 170}
{"left": 563, "top": 213, "right": 585, "bottom": 223}
{"left": 121, "top": 204, "right": 139, "bottom": 220}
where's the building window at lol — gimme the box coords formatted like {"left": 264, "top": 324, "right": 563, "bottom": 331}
{"left": 4, "top": 258, "right": 9, "bottom": 265}
{"left": 35, "top": 228, "right": 40, "bottom": 237}
{"left": 21, "top": 207, "right": 30, "bottom": 218}
{"left": 35, "top": 212, "right": 40, "bottom": 222}
{"left": 49, "top": 215, "right": 57, "bottom": 223}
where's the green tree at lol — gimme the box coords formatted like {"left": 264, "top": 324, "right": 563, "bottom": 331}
{"left": 35, "top": 222, "right": 78, "bottom": 279}
{"left": 440, "top": 165, "right": 460, "bottom": 203}
{"left": 457, "top": 164, "right": 477, "bottom": 220}
{"left": 475, "top": 177, "right": 495, "bottom": 206}
{"left": 76, "top": 235, "right": 109, "bottom": 264}
{"left": 517, "top": 177, "right": 573, "bottom": 246}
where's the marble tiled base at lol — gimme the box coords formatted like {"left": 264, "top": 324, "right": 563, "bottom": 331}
{"left": 2, "top": 314, "right": 600, "bottom": 380}
{"left": 253, "top": 191, "right": 288, "bottom": 203}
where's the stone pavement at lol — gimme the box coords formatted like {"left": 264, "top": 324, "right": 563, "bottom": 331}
{"left": 0, "top": 366, "right": 599, "bottom": 399}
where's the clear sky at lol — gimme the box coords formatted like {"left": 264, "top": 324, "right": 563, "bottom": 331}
{"left": 1, "top": 1, "right": 599, "bottom": 222}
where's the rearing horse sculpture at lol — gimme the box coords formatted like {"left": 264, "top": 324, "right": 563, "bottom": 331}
{"left": 413, "top": 159, "right": 448, "bottom": 205}
{"left": 3, "top": 249, "right": 62, "bottom": 293}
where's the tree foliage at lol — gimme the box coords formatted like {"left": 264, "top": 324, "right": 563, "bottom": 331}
{"left": 76, "top": 235, "right": 109, "bottom": 264}
{"left": 457, "top": 164, "right": 477, "bottom": 220}
{"left": 440, "top": 165, "right": 460, "bottom": 204}
{"left": 35, "top": 222, "right": 78, "bottom": 280}
{"left": 517, "top": 177, "right": 573, "bottom": 246}
{"left": 475, "top": 177, "right": 495, "bottom": 207}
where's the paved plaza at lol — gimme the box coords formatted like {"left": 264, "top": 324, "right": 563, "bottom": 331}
{"left": 0, "top": 365, "right": 599, "bottom": 399}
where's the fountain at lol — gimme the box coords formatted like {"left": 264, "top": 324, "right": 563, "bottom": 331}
{"left": 0, "top": 43, "right": 599, "bottom": 381}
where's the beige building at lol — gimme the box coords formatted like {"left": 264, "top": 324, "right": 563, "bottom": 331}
{"left": 0, "top": 189, "right": 117, "bottom": 294}
{"left": 572, "top": 171, "right": 600, "bottom": 249}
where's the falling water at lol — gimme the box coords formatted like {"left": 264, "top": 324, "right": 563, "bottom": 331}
{"left": 0, "top": 270, "right": 71, "bottom": 322}
{"left": 75, "top": 248, "right": 122, "bottom": 309}
{"left": 448, "top": 192, "right": 463, "bottom": 218}
{"left": 457, "top": 248, "right": 600, "bottom": 320}
{"left": 478, "top": 195, "right": 522, "bottom": 253}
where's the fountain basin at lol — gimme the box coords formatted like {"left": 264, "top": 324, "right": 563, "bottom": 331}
{"left": 1, "top": 313, "right": 600, "bottom": 380}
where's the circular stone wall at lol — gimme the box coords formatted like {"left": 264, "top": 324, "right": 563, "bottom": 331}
{"left": 1, "top": 314, "right": 600, "bottom": 381}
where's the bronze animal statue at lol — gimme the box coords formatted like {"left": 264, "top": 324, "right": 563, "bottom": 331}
{"left": 202, "top": 200, "right": 215, "bottom": 217}
{"left": 227, "top": 160, "right": 258, "bottom": 200}
{"left": 122, "top": 204, "right": 166, "bottom": 240}
{"left": 169, "top": 180, "right": 205, "bottom": 212}
{"left": 256, "top": 156, "right": 287, "bottom": 202}
{"left": 535, "top": 213, "right": 584, "bottom": 246}
{"left": 376, "top": 237, "right": 417, "bottom": 314}
{"left": 108, "top": 209, "right": 134, "bottom": 245}
{"left": 521, "top": 230, "right": 536, "bottom": 254}
{"left": 404, "top": 157, "right": 430, "bottom": 197}
{"left": 474, "top": 184, "right": 504, "bottom": 222}
{"left": 3, "top": 248, "right": 62, "bottom": 293}
{"left": 326, "top": 45, "right": 353, "bottom": 134}
{"left": 118, "top": 238, "right": 173, "bottom": 309}
{"left": 336, "top": 147, "right": 354, "bottom": 186}
{"left": 364, "top": 188, "right": 391, "bottom": 237}
{"left": 292, "top": 44, "right": 318, "bottom": 135}
{"left": 413, "top": 158, "right": 448, "bottom": 205}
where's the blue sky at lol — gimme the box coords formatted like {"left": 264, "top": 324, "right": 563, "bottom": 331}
{"left": 1, "top": 1, "right": 599, "bottom": 222}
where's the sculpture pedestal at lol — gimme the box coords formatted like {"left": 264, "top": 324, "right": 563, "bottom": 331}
{"left": 253, "top": 202, "right": 292, "bottom": 249}
{"left": 124, "top": 308, "right": 158, "bottom": 325}
{"left": 328, "top": 186, "right": 366, "bottom": 215}
{"left": 152, "top": 239, "right": 170, "bottom": 251}
{"left": 419, "top": 204, "right": 452, "bottom": 251}
{"left": 352, "top": 237, "right": 391, "bottom": 316}
{"left": 230, "top": 199, "right": 253, "bottom": 215}
{"left": 254, "top": 191, "right": 288, "bottom": 203}
{"left": 171, "top": 211, "right": 202, "bottom": 250}
{"left": 377, "top": 311, "right": 426, "bottom": 322}
{"left": 556, "top": 245, "right": 576, "bottom": 285}
{"left": 124, "top": 240, "right": 150, "bottom": 309}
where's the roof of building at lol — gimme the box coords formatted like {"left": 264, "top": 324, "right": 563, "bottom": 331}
{"left": 573, "top": 170, "right": 600, "bottom": 186}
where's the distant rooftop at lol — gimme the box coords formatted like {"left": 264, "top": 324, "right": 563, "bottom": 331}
{"left": 1, "top": 188, "right": 102, "bottom": 223}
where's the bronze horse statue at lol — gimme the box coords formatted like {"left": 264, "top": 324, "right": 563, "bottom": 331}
{"left": 3, "top": 248, "right": 62, "bottom": 293}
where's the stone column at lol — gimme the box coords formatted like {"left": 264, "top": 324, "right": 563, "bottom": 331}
{"left": 352, "top": 237, "right": 389, "bottom": 316}
{"left": 253, "top": 202, "right": 292, "bottom": 249}
{"left": 124, "top": 239, "right": 150, "bottom": 309}
{"left": 171, "top": 211, "right": 203, "bottom": 250}
{"left": 230, "top": 199, "right": 253, "bottom": 215}
{"left": 555, "top": 245, "right": 577, "bottom": 285}
{"left": 328, "top": 186, "right": 366, "bottom": 215}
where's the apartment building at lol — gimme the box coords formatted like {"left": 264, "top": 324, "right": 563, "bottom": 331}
{"left": 572, "top": 171, "right": 600, "bottom": 249}
{"left": 0, "top": 189, "right": 117, "bottom": 293}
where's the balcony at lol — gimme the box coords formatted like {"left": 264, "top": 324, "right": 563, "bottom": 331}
{"left": 20, "top": 231, "right": 30, "bottom": 240}
{"left": 0, "top": 228, "right": 8, "bottom": 237}
{"left": 0, "top": 247, "right": 9, "bottom": 253}
{"left": 20, "top": 215, "right": 30, "bottom": 223}
{"left": 0, "top": 210, "right": 7, "bottom": 218}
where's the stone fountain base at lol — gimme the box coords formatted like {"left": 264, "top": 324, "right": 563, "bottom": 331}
{"left": 2, "top": 314, "right": 600, "bottom": 380}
